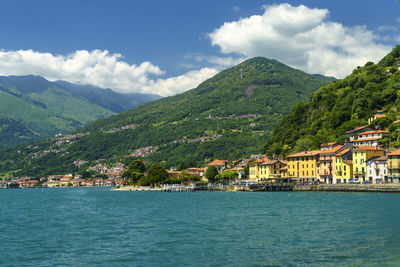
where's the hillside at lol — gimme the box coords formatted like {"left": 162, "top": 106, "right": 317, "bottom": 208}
{"left": 263, "top": 45, "right": 400, "bottom": 156}
{"left": 0, "top": 75, "right": 160, "bottom": 147}
{"left": 0, "top": 57, "right": 331, "bottom": 177}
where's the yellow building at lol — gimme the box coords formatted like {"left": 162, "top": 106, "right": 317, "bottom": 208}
{"left": 249, "top": 158, "right": 286, "bottom": 181}
{"left": 353, "top": 146, "right": 384, "bottom": 182}
{"left": 334, "top": 148, "right": 353, "bottom": 183}
{"left": 286, "top": 150, "right": 320, "bottom": 182}
{"left": 387, "top": 149, "right": 400, "bottom": 183}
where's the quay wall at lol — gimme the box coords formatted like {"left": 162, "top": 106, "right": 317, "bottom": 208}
{"left": 293, "top": 184, "right": 400, "bottom": 193}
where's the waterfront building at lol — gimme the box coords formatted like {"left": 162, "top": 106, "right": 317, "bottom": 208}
{"left": 334, "top": 149, "right": 353, "bottom": 183}
{"left": 366, "top": 156, "right": 387, "bottom": 183}
{"left": 286, "top": 150, "right": 320, "bottom": 182}
{"left": 317, "top": 145, "right": 344, "bottom": 184}
{"left": 387, "top": 149, "right": 400, "bottom": 183}
{"left": 353, "top": 146, "right": 384, "bottom": 182}
{"left": 248, "top": 158, "right": 287, "bottom": 181}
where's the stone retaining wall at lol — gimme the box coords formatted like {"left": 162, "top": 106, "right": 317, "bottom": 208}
{"left": 293, "top": 184, "right": 400, "bottom": 192}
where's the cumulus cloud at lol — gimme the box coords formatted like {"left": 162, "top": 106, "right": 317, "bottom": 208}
{"left": 143, "top": 68, "right": 219, "bottom": 96}
{"left": 0, "top": 49, "right": 217, "bottom": 96}
{"left": 208, "top": 3, "right": 392, "bottom": 78}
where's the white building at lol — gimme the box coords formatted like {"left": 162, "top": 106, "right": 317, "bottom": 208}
{"left": 366, "top": 156, "right": 388, "bottom": 183}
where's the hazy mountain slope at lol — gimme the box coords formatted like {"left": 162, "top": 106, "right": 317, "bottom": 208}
{"left": 0, "top": 75, "right": 160, "bottom": 147}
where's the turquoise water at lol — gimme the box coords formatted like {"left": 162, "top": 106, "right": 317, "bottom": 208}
{"left": 1, "top": 188, "right": 400, "bottom": 266}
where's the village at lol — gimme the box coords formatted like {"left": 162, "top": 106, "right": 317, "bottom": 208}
{"left": 3, "top": 110, "right": 400, "bottom": 190}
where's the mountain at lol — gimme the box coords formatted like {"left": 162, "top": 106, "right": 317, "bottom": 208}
{"left": 54, "top": 81, "right": 161, "bottom": 113}
{"left": 263, "top": 45, "right": 400, "bottom": 156}
{"left": 0, "top": 57, "right": 331, "bottom": 177}
{"left": 0, "top": 75, "right": 161, "bottom": 147}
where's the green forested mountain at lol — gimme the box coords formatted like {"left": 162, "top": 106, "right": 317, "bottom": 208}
{"left": 263, "top": 45, "right": 400, "bottom": 156}
{"left": 0, "top": 75, "right": 160, "bottom": 147}
{"left": 0, "top": 57, "right": 331, "bottom": 177}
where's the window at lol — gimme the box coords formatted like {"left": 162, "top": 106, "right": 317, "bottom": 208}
{"left": 307, "top": 171, "right": 309, "bottom": 176}
{"left": 306, "top": 164, "right": 308, "bottom": 168}
{"left": 362, "top": 167, "right": 365, "bottom": 173}
{"left": 312, "top": 171, "right": 314, "bottom": 175}
{"left": 344, "top": 166, "right": 346, "bottom": 171}
{"left": 302, "top": 171, "right": 304, "bottom": 176}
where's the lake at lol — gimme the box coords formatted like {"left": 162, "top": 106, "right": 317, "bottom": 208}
{"left": 1, "top": 188, "right": 400, "bottom": 266}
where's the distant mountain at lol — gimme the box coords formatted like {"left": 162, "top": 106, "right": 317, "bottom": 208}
{"left": 0, "top": 57, "right": 332, "bottom": 177}
{"left": 54, "top": 81, "right": 161, "bottom": 113}
{"left": 0, "top": 75, "right": 161, "bottom": 147}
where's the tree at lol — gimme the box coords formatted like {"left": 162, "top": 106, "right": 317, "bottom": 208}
{"left": 127, "top": 160, "right": 146, "bottom": 173}
{"left": 205, "top": 166, "right": 219, "bottom": 183}
{"left": 146, "top": 164, "right": 169, "bottom": 186}
{"left": 216, "top": 171, "right": 238, "bottom": 184}
{"left": 123, "top": 159, "right": 146, "bottom": 185}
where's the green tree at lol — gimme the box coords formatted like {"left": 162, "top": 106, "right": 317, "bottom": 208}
{"left": 146, "top": 163, "right": 169, "bottom": 186}
{"left": 123, "top": 159, "right": 146, "bottom": 184}
{"left": 127, "top": 159, "right": 146, "bottom": 173}
{"left": 205, "top": 166, "right": 219, "bottom": 183}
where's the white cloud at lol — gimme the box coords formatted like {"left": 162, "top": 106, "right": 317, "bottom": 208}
{"left": 0, "top": 49, "right": 218, "bottom": 96}
{"left": 378, "top": 25, "right": 398, "bottom": 32}
{"left": 183, "top": 53, "right": 246, "bottom": 70}
{"left": 143, "top": 67, "right": 219, "bottom": 96}
{"left": 208, "top": 3, "right": 392, "bottom": 78}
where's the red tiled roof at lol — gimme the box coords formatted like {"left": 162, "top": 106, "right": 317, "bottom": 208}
{"left": 345, "top": 126, "right": 369, "bottom": 134}
{"left": 388, "top": 149, "right": 400, "bottom": 156}
{"left": 286, "top": 150, "right": 321, "bottom": 158}
{"left": 336, "top": 148, "right": 351, "bottom": 156}
{"left": 358, "top": 130, "right": 390, "bottom": 135}
{"left": 207, "top": 160, "right": 228, "bottom": 166}
{"left": 260, "top": 159, "right": 286, "bottom": 166}
{"left": 319, "top": 145, "right": 344, "bottom": 154}
{"left": 321, "top": 142, "right": 336, "bottom": 147}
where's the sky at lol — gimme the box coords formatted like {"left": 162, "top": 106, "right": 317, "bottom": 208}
{"left": 0, "top": 0, "right": 399, "bottom": 96}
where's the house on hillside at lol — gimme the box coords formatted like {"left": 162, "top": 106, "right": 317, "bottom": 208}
{"left": 368, "top": 110, "right": 387, "bottom": 124}
{"left": 345, "top": 126, "right": 372, "bottom": 141}
{"left": 352, "top": 130, "right": 390, "bottom": 147}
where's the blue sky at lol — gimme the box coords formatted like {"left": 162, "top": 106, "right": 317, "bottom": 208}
{"left": 0, "top": 0, "right": 399, "bottom": 96}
